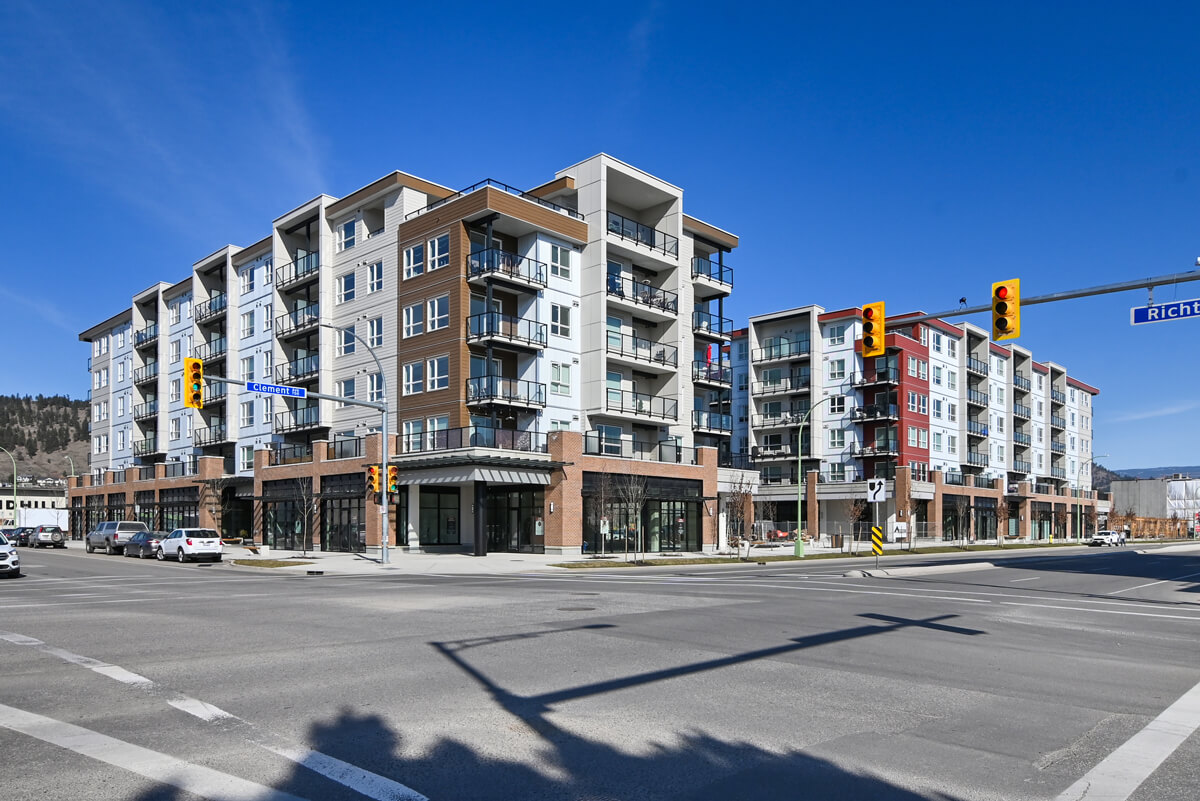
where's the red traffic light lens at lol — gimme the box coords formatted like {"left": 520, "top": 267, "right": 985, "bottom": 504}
{"left": 863, "top": 307, "right": 875, "bottom": 319}
{"left": 995, "top": 286, "right": 1009, "bottom": 300}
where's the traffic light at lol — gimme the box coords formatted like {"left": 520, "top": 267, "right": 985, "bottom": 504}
{"left": 183, "top": 357, "right": 204, "bottom": 409}
{"left": 387, "top": 465, "right": 399, "bottom": 494}
{"left": 861, "top": 302, "right": 886, "bottom": 358}
{"left": 366, "top": 465, "right": 381, "bottom": 493}
{"left": 992, "top": 279, "right": 1021, "bottom": 340}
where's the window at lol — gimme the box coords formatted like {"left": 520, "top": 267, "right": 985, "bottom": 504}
{"left": 932, "top": 332, "right": 942, "bottom": 353}
{"left": 170, "top": 340, "right": 181, "bottom": 363}
{"left": 403, "top": 362, "right": 423, "bottom": 395}
{"left": 1038, "top": 453, "right": 1044, "bottom": 469}
{"left": 261, "top": 398, "right": 271, "bottom": 425}
{"left": 994, "top": 358, "right": 1005, "bottom": 377}
{"left": 918, "top": 429, "right": 928, "bottom": 449}
{"left": 117, "top": 430, "right": 126, "bottom": 451}
{"left": 918, "top": 360, "right": 928, "bottom": 380}
{"left": 368, "top": 317, "right": 383, "bottom": 348}
{"left": 737, "top": 341, "right": 748, "bottom": 360}
{"left": 367, "top": 261, "right": 383, "bottom": 293}
{"left": 116, "top": 395, "right": 126, "bottom": 417}
{"left": 1037, "top": 426, "right": 1043, "bottom": 443}
{"left": 240, "top": 311, "right": 254, "bottom": 338}
{"left": 116, "top": 330, "right": 125, "bottom": 349}
{"left": 597, "top": 424, "right": 623, "bottom": 456}
{"left": 240, "top": 267, "right": 254, "bottom": 294}
{"left": 337, "top": 272, "right": 356, "bottom": 304}
{"left": 827, "top": 325, "right": 845, "bottom": 345}
{"left": 830, "top": 395, "right": 846, "bottom": 414}
{"left": 550, "top": 243, "right": 571, "bottom": 279}
{"left": 1037, "top": 374, "right": 1043, "bottom": 390}
{"left": 428, "top": 295, "right": 449, "bottom": 330}
{"left": 170, "top": 416, "right": 181, "bottom": 441}
{"left": 335, "top": 378, "right": 355, "bottom": 408}
{"left": 947, "top": 435, "right": 957, "bottom": 455}
{"left": 427, "top": 356, "right": 448, "bottom": 391}
{"left": 170, "top": 379, "right": 181, "bottom": 403}
{"left": 908, "top": 391, "right": 918, "bottom": 412}
{"left": 403, "top": 303, "right": 424, "bottom": 338}
{"left": 996, "top": 444, "right": 1006, "bottom": 465}
{"left": 116, "top": 360, "right": 125, "bottom": 383}
{"left": 829, "top": 428, "right": 845, "bottom": 448}
{"left": 369, "top": 372, "right": 384, "bottom": 402}
{"left": 932, "top": 365, "right": 942, "bottom": 386}
{"left": 337, "top": 219, "right": 356, "bottom": 252}
{"left": 426, "top": 415, "right": 449, "bottom": 448}
{"left": 338, "top": 326, "right": 356, "bottom": 356}
{"left": 263, "top": 304, "right": 272, "bottom": 331}
{"left": 551, "top": 363, "right": 571, "bottom": 395}
{"left": 551, "top": 304, "right": 571, "bottom": 337}
{"left": 946, "top": 371, "right": 957, "bottom": 391}
{"left": 550, "top": 420, "right": 571, "bottom": 431}
{"left": 828, "top": 359, "right": 846, "bottom": 380}
{"left": 919, "top": 395, "right": 928, "bottom": 414}
{"left": 169, "top": 303, "right": 181, "bottom": 326}
{"left": 93, "top": 435, "right": 108, "bottom": 454}
{"left": 932, "top": 432, "right": 943, "bottom": 451}
{"left": 737, "top": 372, "right": 748, "bottom": 392}
{"left": 261, "top": 352, "right": 272, "bottom": 379}
{"left": 995, "top": 386, "right": 1005, "bottom": 405}
{"left": 919, "top": 326, "right": 928, "bottom": 346}
{"left": 240, "top": 356, "right": 253, "bottom": 381}
{"left": 403, "top": 420, "right": 424, "bottom": 453}
{"left": 240, "top": 401, "right": 254, "bottom": 427}
{"left": 240, "top": 446, "right": 254, "bottom": 472}
{"left": 829, "top": 463, "right": 846, "bottom": 481}
{"left": 932, "top": 399, "right": 943, "bottom": 418}
{"left": 403, "top": 243, "right": 424, "bottom": 278}
{"left": 428, "top": 234, "right": 450, "bottom": 270}
{"left": 1037, "top": 400, "right": 1044, "bottom": 416}
{"left": 908, "top": 356, "right": 918, "bottom": 377}
{"left": 947, "top": 402, "right": 957, "bottom": 423}
{"left": 908, "top": 427, "right": 918, "bottom": 447}
{"left": 1070, "top": 411, "right": 1076, "bottom": 426}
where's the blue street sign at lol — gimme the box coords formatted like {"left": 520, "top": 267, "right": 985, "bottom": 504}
{"left": 1131, "top": 299, "right": 1200, "bottom": 325}
{"left": 246, "top": 382, "right": 307, "bottom": 398}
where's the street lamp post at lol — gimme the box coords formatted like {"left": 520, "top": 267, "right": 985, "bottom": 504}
{"left": 1075, "top": 453, "right": 1109, "bottom": 540}
{"left": 795, "top": 395, "right": 835, "bottom": 555}
{"left": 0, "top": 446, "right": 17, "bottom": 528}
{"left": 64, "top": 455, "right": 77, "bottom": 539}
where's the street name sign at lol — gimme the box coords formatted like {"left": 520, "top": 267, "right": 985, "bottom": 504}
{"left": 1130, "top": 299, "right": 1200, "bottom": 325}
{"left": 246, "top": 382, "right": 307, "bottom": 398}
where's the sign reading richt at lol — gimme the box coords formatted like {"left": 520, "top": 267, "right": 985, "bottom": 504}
{"left": 1130, "top": 299, "right": 1200, "bottom": 325}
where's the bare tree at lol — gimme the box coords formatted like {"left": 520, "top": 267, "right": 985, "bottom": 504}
{"left": 196, "top": 475, "right": 236, "bottom": 540}
{"left": 725, "top": 473, "right": 755, "bottom": 558}
{"left": 1085, "top": 505, "right": 1098, "bottom": 537}
{"left": 615, "top": 472, "right": 648, "bottom": 562}
{"left": 294, "top": 477, "right": 319, "bottom": 557}
{"left": 995, "top": 498, "right": 1010, "bottom": 547}
{"left": 756, "top": 498, "right": 777, "bottom": 541}
{"left": 589, "top": 471, "right": 614, "bottom": 557}
{"left": 1053, "top": 505, "right": 1069, "bottom": 541}
{"left": 952, "top": 494, "right": 970, "bottom": 546}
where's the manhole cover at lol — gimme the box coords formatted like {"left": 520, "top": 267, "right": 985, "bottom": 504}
{"left": 557, "top": 606, "right": 597, "bottom": 612}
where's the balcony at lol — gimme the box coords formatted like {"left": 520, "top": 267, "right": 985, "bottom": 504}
{"left": 606, "top": 275, "right": 678, "bottom": 319}
{"left": 692, "top": 410, "right": 732, "bottom": 434}
{"left": 467, "top": 312, "right": 547, "bottom": 350}
{"left": 1051, "top": 389, "right": 1066, "bottom": 405}
{"left": 941, "top": 471, "right": 966, "bottom": 486}
{"left": 466, "top": 376, "right": 547, "bottom": 408}
{"left": 271, "top": 442, "right": 314, "bottom": 465}
{"left": 275, "top": 354, "right": 320, "bottom": 384}
{"left": 195, "top": 292, "right": 227, "bottom": 324}
{"left": 132, "top": 401, "right": 158, "bottom": 421}
{"left": 967, "top": 450, "right": 989, "bottom": 467}
{"left": 692, "top": 310, "right": 732, "bottom": 338}
{"left": 400, "top": 426, "right": 549, "bottom": 455}
{"left": 752, "top": 341, "right": 810, "bottom": 363}
{"left": 133, "top": 436, "right": 159, "bottom": 457}
{"left": 134, "top": 324, "right": 158, "bottom": 349}
{"left": 855, "top": 441, "right": 900, "bottom": 458}
{"left": 274, "top": 405, "right": 322, "bottom": 432}
{"left": 605, "top": 332, "right": 677, "bottom": 370}
{"left": 855, "top": 368, "right": 901, "bottom": 387}
{"left": 194, "top": 424, "right": 228, "bottom": 447}
{"left": 691, "top": 257, "right": 733, "bottom": 297}
{"left": 759, "top": 468, "right": 800, "bottom": 486}
{"left": 163, "top": 458, "right": 197, "bottom": 478}
{"left": 468, "top": 248, "right": 547, "bottom": 290}
{"left": 1014, "top": 374, "right": 1031, "bottom": 392}
{"left": 1012, "top": 459, "right": 1032, "bottom": 473}
{"left": 1051, "top": 467, "right": 1067, "bottom": 479}
{"left": 1013, "top": 402, "right": 1032, "bottom": 420}
{"left": 606, "top": 211, "right": 678, "bottom": 258}
{"left": 752, "top": 375, "right": 810, "bottom": 396}
{"left": 132, "top": 364, "right": 159, "bottom": 385}
{"left": 967, "top": 357, "right": 989, "bottom": 377}
{"left": 1013, "top": 431, "right": 1032, "bottom": 446}
{"left": 753, "top": 443, "right": 802, "bottom": 460}
{"left": 583, "top": 433, "right": 696, "bottom": 464}
{"left": 967, "top": 419, "right": 989, "bottom": 438}
{"left": 604, "top": 388, "right": 678, "bottom": 420}
{"left": 194, "top": 337, "right": 227, "bottom": 363}
{"left": 692, "top": 361, "right": 732, "bottom": 387}
{"left": 1050, "top": 440, "right": 1066, "bottom": 454}
{"left": 752, "top": 408, "right": 809, "bottom": 428}
{"left": 1050, "top": 414, "right": 1066, "bottom": 430}
{"left": 327, "top": 437, "right": 364, "bottom": 460}
{"left": 276, "top": 305, "right": 320, "bottom": 339}
{"left": 856, "top": 403, "right": 899, "bottom": 421}
{"left": 967, "top": 388, "right": 989, "bottom": 407}
{"left": 276, "top": 252, "right": 320, "bottom": 290}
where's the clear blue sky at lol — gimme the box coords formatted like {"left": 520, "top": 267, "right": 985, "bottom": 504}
{"left": 0, "top": 1, "right": 1196, "bottom": 470}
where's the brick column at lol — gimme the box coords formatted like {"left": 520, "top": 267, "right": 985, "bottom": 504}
{"left": 929, "top": 471, "right": 944, "bottom": 539}
{"left": 806, "top": 470, "right": 819, "bottom": 539}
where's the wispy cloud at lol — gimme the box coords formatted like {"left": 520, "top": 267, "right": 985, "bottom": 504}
{"left": 0, "top": 286, "right": 77, "bottom": 333}
{"left": 1109, "top": 401, "right": 1200, "bottom": 423}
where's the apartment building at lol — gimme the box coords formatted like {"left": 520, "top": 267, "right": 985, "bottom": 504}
{"left": 735, "top": 305, "right": 1107, "bottom": 541}
{"left": 71, "top": 155, "right": 755, "bottom": 555}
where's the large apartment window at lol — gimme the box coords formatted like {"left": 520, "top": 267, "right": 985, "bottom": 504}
{"left": 367, "top": 261, "right": 383, "bottom": 293}
{"left": 946, "top": 370, "right": 957, "bottom": 391}
{"left": 830, "top": 395, "right": 846, "bottom": 414}
{"left": 403, "top": 303, "right": 424, "bottom": 338}
{"left": 827, "top": 325, "right": 845, "bottom": 345}
{"left": 551, "top": 304, "right": 571, "bottom": 338}
{"left": 337, "top": 219, "right": 356, "bottom": 252}
{"left": 908, "top": 391, "right": 918, "bottom": 412}
{"left": 170, "top": 379, "right": 181, "bottom": 403}
{"left": 932, "top": 332, "right": 942, "bottom": 353}
{"left": 260, "top": 352, "right": 272, "bottom": 379}
{"left": 240, "top": 356, "right": 253, "bottom": 381}
{"left": 947, "top": 435, "right": 958, "bottom": 455}
{"left": 240, "top": 401, "right": 253, "bottom": 428}
{"left": 932, "top": 399, "right": 943, "bottom": 419}
{"left": 337, "top": 272, "right": 356, "bottom": 304}
{"left": 403, "top": 362, "right": 423, "bottom": 396}
{"left": 932, "top": 366, "right": 942, "bottom": 386}
{"left": 261, "top": 398, "right": 271, "bottom": 425}
{"left": 335, "top": 378, "right": 355, "bottom": 408}
{"left": 550, "top": 244, "right": 571, "bottom": 279}
{"left": 404, "top": 243, "right": 424, "bottom": 279}
{"left": 427, "top": 356, "right": 448, "bottom": 391}
{"left": 170, "top": 416, "right": 181, "bottom": 441}
{"left": 426, "top": 415, "right": 449, "bottom": 448}
{"left": 828, "top": 359, "right": 845, "bottom": 380}
{"left": 908, "top": 426, "right": 918, "bottom": 447}
{"left": 369, "top": 372, "right": 384, "bottom": 402}
{"left": 551, "top": 363, "right": 571, "bottom": 395}
{"left": 829, "top": 428, "right": 845, "bottom": 448}
{"left": 947, "top": 339, "right": 957, "bottom": 358}
{"left": 368, "top": 317, "right": 383, "bottom": 348}
{"left": 908, "top": 356, "right": 918, "bottom": 377}
{"left": 169, "top": 303, "right": 181, "bottom": 326}
{"left": 338, "top": 326, "right": 356, "bottom": 356}
{"left": 428, "top": 295, "right": 449, "bottom": 330}
{"left": 240, "top": 446, "right": 254, "bottom": 472}
{"left": 932, "top": 432, "right": 942, "bottom": 451}
{"left": 240, "top": 267, "right": 254, "bottom": 294}
{"left": 170, "top": 340, "right": 181, "bottom": 364}
{"left": 240, "top": 311, "right": 254, "bottom": 338}
{"left": 403, "top": 420, "right": 424, "bottom": 452}
{"left": 597, "top": 424, "right": 622, "bottom": 456}
{"left": 428, "top": 234, "right": 450, "bottom": 271}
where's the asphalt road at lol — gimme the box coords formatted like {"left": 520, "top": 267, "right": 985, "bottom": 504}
{"left": 3, "top": 544, "right": 1200, "bottom": 801}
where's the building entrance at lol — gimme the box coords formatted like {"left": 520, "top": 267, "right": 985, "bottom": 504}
{"left": 486, "top": 487, "right": 545, "bottom": 553}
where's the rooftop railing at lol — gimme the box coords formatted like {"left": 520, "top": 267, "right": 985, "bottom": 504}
{"left": 403, "top": 178, "right": 584, "bottom": 221}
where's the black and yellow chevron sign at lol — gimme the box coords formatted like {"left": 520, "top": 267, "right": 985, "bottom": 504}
{"left": 871, "top": 526, "right": 884, "bottom": 555}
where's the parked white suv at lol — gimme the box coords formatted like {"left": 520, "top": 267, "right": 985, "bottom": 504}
{"left": 1088, "top": 530, "right": 1125, "bottom": 547}
{"left": 0, "top": 532, "right": 19, "bottom": 578}
{"left": 156, "top": 529, "right": 223, "bottom": 563}
{"left": 86, "top": 521, "right": 150, "bottom": 555}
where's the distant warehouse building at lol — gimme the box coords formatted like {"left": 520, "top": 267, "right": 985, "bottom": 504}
{"left": 1110, "top": 476, "right": 1200, "bottom": 535}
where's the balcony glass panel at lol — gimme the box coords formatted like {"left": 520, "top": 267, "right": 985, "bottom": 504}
{"left": 606, "top": 211, "right": 678, "bottom": 257}
{"left": 691, "top": 256, "right": 733, "bottom": 286}
{"left": 692, "top": 310, "right": 732, "bottom": 336}
{"left": 466, "top": 312, "right": 547, "bottom": 347}
{"left": 692, "top": 410, "right": 732, "bottom": 432}
{"left": 606, "top": 275, "right": 678, "bottom": 314}
{"left": 468, "top": 248, "right": 547, "bottom": 287}
{"left": 604, "top": 388, "right": 678, "bottom": 420}
{"left": 465, "top": 376, "right": 547, "bottom": 407}
{"left": 692, "top": 361, "right": 732, "bottom": 384}
{"left": 605, "top": 332, "right": 677, "bottom": 367}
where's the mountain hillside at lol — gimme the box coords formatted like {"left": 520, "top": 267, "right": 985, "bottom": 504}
{"left": 0, "top": 395, "right": 89, "bottom": 481}
{"left": 1111, "top": 465, "right": 1200, "bottom": 480}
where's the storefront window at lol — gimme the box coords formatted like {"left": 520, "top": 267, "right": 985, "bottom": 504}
{"left": 419, "top": 487, "right": 459, "bottom": 545}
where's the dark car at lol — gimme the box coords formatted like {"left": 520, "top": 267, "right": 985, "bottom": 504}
{"left": 10, "top": 527, "right": 35, "bottom": 547}
{"left": 123, "top": 531, "right": 167, "bottom": 559}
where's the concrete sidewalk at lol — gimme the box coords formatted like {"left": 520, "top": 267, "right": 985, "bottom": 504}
{"left": 226, "top": 547, "right": 584, "bottom": 575}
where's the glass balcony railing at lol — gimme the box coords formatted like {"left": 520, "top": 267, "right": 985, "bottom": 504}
{"left": 1014, "top": 374, "right": 1031, "bottom": 392}
{"left": 274, "top": 406, "right": 321, "bottom": 432}
{"left": 604, "top": 388, "right": 678, "bottom": 420}
{"left": 692, "top": 361, "right": 732, "bottom": 385}
{"left": 692, "top": 310, "right": 732, "bottom": 336}
{"left": 466, "top": 376, "right": 547, "bottom": 407}
{"left": 752, "top": 340, "right": 811, "bottom": 362}
{"left": 606, "top": 275, "right": 679, "bottom": 314}
{"left": 276, "top": 354, "right": 319, "bottom": 383}
{"left": 691, "top": 257, "right": 733, "bottom": 286}
{"left": 1051, "top": 389, "right": 1067, "bottom": 404}
{"left": 583, "top": 432, "right": 697, "bottom": 464}
{"left": 133, "top": 436, "right": 159, "bottom": 457}
{"left": 1013, "top": 402, "right": 1032, "bottom": 419}
{"left": 855, "top": 368, "right": 900, "bottom": 385}
{"left": 468, "top": 248, "right": 547, "bottom": 288}
{"left": 605, "top": 332, "right": 678, "bottom": 367}
{"left": 276, "top": 305, "right": 320, "bottom": 337}
{"left": 467, "top": 312, "right": 547, "bottom": 348}
{"left": 132, "top": 401, "right": 158, "bottom": 420}
{"left": 276, "top": 252, "right": 320, "bottom": 288}
{"left": 752, "top": 375, "right": 810, "bottom": 395}
{"left": 134, "top": 324, "right": 158, "bottom": 348}
{"left": 606, "top": 211, "right": 678, "bottom": 257}
{"left": 967, "top": 357, "right": 989, "bottom": 376}
{"left": 132, "top": 364, "right": 159, "bottom": 384}
{"left": 967, "top": 419, "right": 989, "bottom": 437}
{"left": 194, "top": 338, "right": 227, "bottom": 362}
{"left": 967, "top": 389, "right": 989, "bottom": 406}
{"left": 967, "top": 450, "right": 989, "bottom": 467}
{"left": 1050, "top": 415, "right": 1067, "bottom": 429}
{"left": 1014, "top": 431, "right": 1032, "bottom": 446}
{"left": 857, "top": 403, "right": 899, "bottom": 420}
{"left": 194, "top": 424, "right": 227, "bottom": 447}
{"left": 401, "top": 426, "right": 548, "bottom": 454}
{"left": 195, "top": 293, "right": 227, "bottom": 323}
{"left": 692, "top": 410, "right": 733, "bottom": 432}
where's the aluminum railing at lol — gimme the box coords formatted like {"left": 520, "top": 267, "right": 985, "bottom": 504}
{"left": 604, "top": 388, "right": 678, "bottom": 420}
{"left": 604, "top": 332, "right": 678, "bottom": 367}
{"left": 606, "top": 211, "right": 678, "bottom": 257}
{"left": 468, "top": 248, "right": 547, "bottom": 287}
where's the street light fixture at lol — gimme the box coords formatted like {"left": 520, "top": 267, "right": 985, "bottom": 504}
{"left": 0, "top": 446, "right": 17, "bottom": 528}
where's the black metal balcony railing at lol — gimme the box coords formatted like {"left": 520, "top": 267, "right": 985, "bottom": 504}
{"left": 276, "top": 354, "right": 319, "bottom": 383}
{"left": 1050, "top": 415, "right": 1067, "bottom": 429}
{"left": 1014, "top": 374, "right": 1031, "bottom": 392}
{"left": 855, "top": 367, "right": 901, "bottom": 386}
{"left": 274, "top": 406, "right": 321, "bottom": 432}
{"left": 967, "top": 388, "right": 989, "bottom": 406}
{"left": 163, "top": 458, "right": 197, "bottom": 478}
{"left": 606, "top": 211, "right": 679, "bottom": 257}
{"left": 759, "top": 468, "right": 800, "bottom": 486}
{"left": 856, "top": 441, "right": 900, "bottom": 457}
{"left": 753, "top": 443, "right": 803, "bottom": 459}
{"left": 271, "top": 442, "right": 314, "bottom": 465}
{"left": 404, "top": 178, "right": 584, "bottom": 222}
{"left": 605, "top": 388, "right": 678, "bottom": 420}
{"left": 205, "top": 382, "right": 228, "bottom": 403}
{"left": 942, "top": 471, "right": 966, "bottom": 485}
{"left": 692, "top": 310, "right": 732, "bottom": 336}
{"left": 133, "top": 436, "right": 159, "bottom": 457}
{"left": 967, "top": 419, "right": 989, "bottom": 437}
{"left": 605, "top": 332, "right": 678, "bottom": 367}
{"left": 692, "top": 361, "right": 732, "bottom": 385}
{"left": 467, "top": 312, "right": 548, "bottom": 348}
{"left": 752, "top": 375, "right": 811, "bottom": 395}
{"left": 327, "top": 438, "right": 364, "bottom": 460}
{"left": 718, "top": 453, "right": 754, "bottom": 469}
{"left": 1013, "top": 460, "right": 1032, "bottom": 473}
{"left": 134, "top": 324, "right": 158, "bottom": 348}
{"left": 967, "top": 450, "right": 989, "bottom": 467}
{"left": 194, "top": 424, "right": 227, "bottom": 447}
{"left": 276, "top": 252, "right": 320, "bottom": 289}
{"left": 752, "top": 340, "right": 811, "bottom": 362}
{"left": 466, "top": 376, "right": 547, "bottom": 407}
{"left": 1013, "top": 402, "right": 1032, "bottom": 419}
{"left": 195, "top": 292, "right": 227, "bottom": 323}
{"left": 401, "top": 426, "right": 549, "bottom": 455}
{"left": 582, "top": 433, "right": 696, "bottom": 464}
{"left": 1051, "top": 389, "right": 1067, "bottom": 404}
{"left": 692, "top": 410, "right": 733, "bottom": 432}
{"left": 606, "top": 274, "right": 679, "bottom": 314}
{"left": 468, "top": 248, "right": 548, "bottom": 288}
{"left": 751, "top": 408, "right": 811, "bottom": 428}
{"left": 691, "top": 257, "right": 733, "bottom": 287}
{"left": 1050, "top": 440, "right": 1066, "bottom": 453}
{"left": 967, "top": 357, "right": 989, "bottom": 376}
{"left": 276, "top": 305, "right": 320, "bottom": 338}
{"left": 132, "top": 401, "right": 158, "bottom": 421}
{"left": 1014, "top": 431, "right": 1032, "bottom": 446}
{"left": 816, "top": 470, "right": 861, "bottom": 484}
{"left": 194, "top": 338, "right": 227, "bottom": 362}
{"left": 132, "top": 364, "right": 158, "bottom": 384}
{"left": 857, "top": 403, "right": 900, "bottom": 420}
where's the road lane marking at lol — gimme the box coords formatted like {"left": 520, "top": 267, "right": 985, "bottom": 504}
{"left": 1107, "top": 570, "right": 1200, "bottom": 595}
{"left": 263, "top": 744, "right": 429, "bottom": 801}
{"left": 1000, "top": 602, "right": 1200, "bottom": 621}
{"left": 1055, "top": 677, "right": 1200, "bottom": 801}
{"left": 168, "top": 697, "right": 236, "bottom": 721}
{"left": 1010, "top": 577, "right": 1040, "bottom": 582}
{"left": 0, "top": 702, "right": 306, "bottom": 801}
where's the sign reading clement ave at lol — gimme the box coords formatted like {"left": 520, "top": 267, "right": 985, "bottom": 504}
{"left": 1130, "top": 298, "right": 1200, "bottom": 325}
{"left": 245, "top": 382, "right": 307, "bottom": 398}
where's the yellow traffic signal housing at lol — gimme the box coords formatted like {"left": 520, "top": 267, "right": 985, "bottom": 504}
{"left": 992, "top": 279, "right": 1021, "bottom": 340}
{"left": 387, "top": 465, "right": 399, "bottom": 494}
{"left": 861, "top": 302, "right": 886, "bottom": 358}
{"left": 183, "top": 357, "right": 204, "bottom": 409}
{"left": 366, "top": 465, "right": 381, "bottom": 493}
